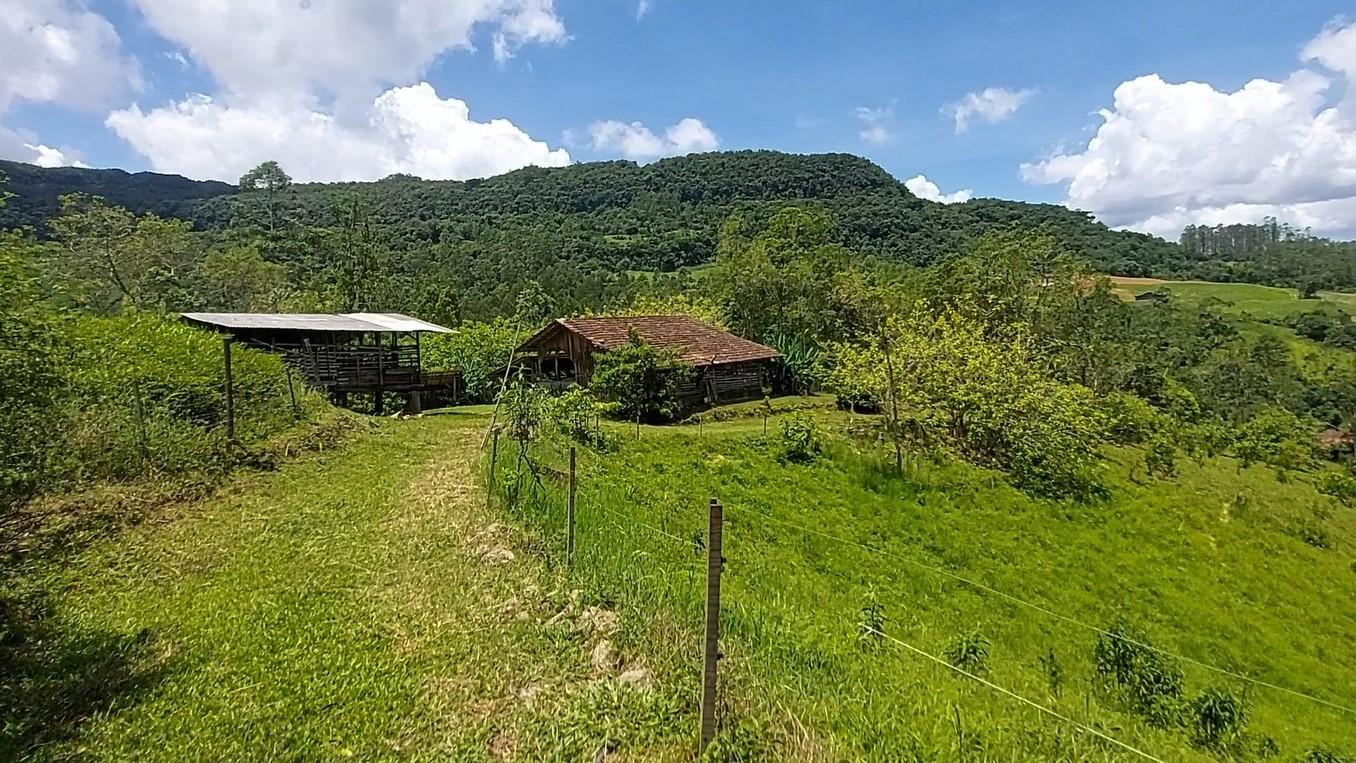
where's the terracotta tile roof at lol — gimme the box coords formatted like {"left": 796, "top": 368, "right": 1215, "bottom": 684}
{"left": 545, "top": 315, "right": 780, "bottom": 366}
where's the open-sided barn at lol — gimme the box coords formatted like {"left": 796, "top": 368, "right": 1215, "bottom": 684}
{"left": 515, "top": 315, "right": 782, "bottom": 407}
{"left": 180, "top": 312, "right": 462, "bottom": 411}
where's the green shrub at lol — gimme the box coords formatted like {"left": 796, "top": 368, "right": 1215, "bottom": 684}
{"left": 548, "top": 387, "right": 613, "bottom": 450}
{"left": 1038, "top": 649, "right": 1063, "bottom": 698}
{"left": 1187, "top": 687, "right": 1248, "bottom": 751}
{"left": 856, "top": 589, "right": 886, "bottom": 649}
{"left": 945, "top": 632, "right": 990, "bottom": 674}
{"left": 1093, "top": 620, "right": 1184, "bottom": 727}
{"left": 501, "top": 383, "right": 550, "bottom": 448}
{"left": 1101, "top": 392, "right": 1162, "bottom": 445}
{"left": 420, "top": 318, "right": 523, "bottom": 402}
{"left": 1304, "top": 747, "right": 1352, "bottom": 763}
{"left": 590, "top": 330, "right": 692, "bottom": 423}
{"left": 1317, "top": 471, "right": 1356, "bottom": 505}
{"left": 18, "top": 312, "right": 320, "bottom": 493}
{"left": 1233, "top": 407, "right": 1315, "bottom": 471}
{"left": 0, "top": 235, "right": 64, "bottom": 505}
{"left": 778, "top": 412, "right": 822, "bottom": 463}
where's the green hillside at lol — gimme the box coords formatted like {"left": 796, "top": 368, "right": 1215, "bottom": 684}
{"left": 10, "top": 407, "right": 1351, "bottom": 760}
{"left": 498, "top": 409, "right": 1356, "bottom": 760}
{"left": 0, "top": 152, "right": 1176, "bottom": 273}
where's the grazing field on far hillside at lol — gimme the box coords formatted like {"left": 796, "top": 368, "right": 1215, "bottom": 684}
{"left": 1109, "top": 277, "right": 1356, "bottom": 320}
{"left": 497, "top": 410, "right": 1356, "bottom": 761}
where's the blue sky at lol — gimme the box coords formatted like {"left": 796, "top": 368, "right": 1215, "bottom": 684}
{"left": 4, "top": 1, "right": 1356, "bottom": 237}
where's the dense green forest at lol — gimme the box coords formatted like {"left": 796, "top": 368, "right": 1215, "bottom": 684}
{"left": 6, "top": 153, "right": 1355, "bottom": 300}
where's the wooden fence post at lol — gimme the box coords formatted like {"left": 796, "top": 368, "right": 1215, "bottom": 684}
{"left": 285, "top": 365, "right": 299, "bottom": 418}
{"left": 566, "top": 446, "right": 577, "bottom": 566}
{"left": 487, "top": 428, "right": 500, "bottom": 510}
{"left": 131, "top": 382, "right": 149, "bottom": 468}
{"left": 698, "top": 497, "right": 724, "bottom": 753}
{"left": 223, "top": 336, "right": 236, "bottom": 441}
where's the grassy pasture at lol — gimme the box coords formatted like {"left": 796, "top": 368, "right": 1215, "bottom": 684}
{"left": 1108, "top": 276, "right": 1356, "bottom": 321}
{"left": 499, "top": 409, "right": 1356, "bottom": 760}
{"left": 6, "top": 404, "right": 1354, "bottom": 761}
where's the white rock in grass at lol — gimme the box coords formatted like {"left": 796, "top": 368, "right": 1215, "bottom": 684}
{"left": 579, "top": 606, "right": 620, "bottom": 639}
{"left": 617, "top": 667, "right": 652, "bottom": 692}
{"left": 482, "top": 547, "right": 515, "bottom": 564}
{"left": 591, "top": 639, "right": 619, "bottom": 673}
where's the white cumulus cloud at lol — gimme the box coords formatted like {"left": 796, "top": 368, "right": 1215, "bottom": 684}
{"left": 855, "top": 106, "right": 895, "bottom": 145}
{"left": 588, "top": 117, "right": 718, "bottom": 160}
{"left": 905, "top": 174, "right": 973, "bottom": 204}
{"left": 1021, "top": 18, "right": 1356, "bottom": 239}
{"left": 0, "top": 0, "right": 137, "bottom": 166}
{"left": 1, "top": 0, "right": 138, "bottom": 112}
{"left": 945, "top": 87, "right": 1036, "bottom": 133}
{"left": 107, "top": 83, "right": 571, "bottom": 182}
{"left": 0, "top": 124, "right": 87, "bottom": 167}
{"left": 95, "top": 1, "right": 574, "bottom": 181}
{"left": 127, "top": 0, "right": 566, "bottom": 102}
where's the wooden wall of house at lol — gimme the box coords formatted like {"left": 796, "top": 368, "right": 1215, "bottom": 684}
{"left": 525, "top": 325, "right": 596, "bottom": 384}
{"left": 684, "top": 361, "right": 768, "bottom": 405}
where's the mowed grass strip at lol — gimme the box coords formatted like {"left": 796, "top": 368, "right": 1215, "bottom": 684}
{"left": 8, "top": 412, "right": 583, "bottom": 761}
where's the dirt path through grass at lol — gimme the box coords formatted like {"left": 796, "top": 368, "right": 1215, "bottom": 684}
{"left": 5, "top": 412, "right": 659, "bottom": 762}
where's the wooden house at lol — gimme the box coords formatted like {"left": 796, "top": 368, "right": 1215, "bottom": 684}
{"left": 514, "top": 315, "right": 782, "bottom": 407}
{"left": 180, "top": 312, "right": 462, "bottom": 411}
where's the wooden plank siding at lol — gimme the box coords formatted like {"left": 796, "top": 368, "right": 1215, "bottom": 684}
{"left": 515, "top": 316, "right": 782, "bottom": 411}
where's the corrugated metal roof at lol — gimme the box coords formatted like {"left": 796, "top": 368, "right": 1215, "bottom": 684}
{"left": 344, "top": 312, "right": 453, "bottom": 334}
{"left": 180, "top": 312, "right": 453, "bottom": 333}
{"left": 524, "top": 315, "right": 780, "bottom": 366}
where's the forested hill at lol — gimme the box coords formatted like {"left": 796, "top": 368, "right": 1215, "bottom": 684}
{"left": 0, "top": 159, "right": 235, "bottom": 227}
{"left": 0, "top": 151, "right": 1177, "bottom": 273}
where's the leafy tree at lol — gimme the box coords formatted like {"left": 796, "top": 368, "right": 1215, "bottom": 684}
{"left": 590, "top": 330, "right": 692, "bottom": 423}
{"left": 420, "top": 318, "right": 525, "bottom": 402}
{"left": 47, "top": 194, "right": 198, "bottom": 312}
{"left": 829, "top": 310, "right": 1106, "bottom": 498}
{"left": 326, "top": 195, "right": 391, "bottom": 312}
{"left": 192, "top": 244, "right": 290, "bottom": 311}
{"left": 1234, "top": 407, "right": 1313, "bottom": 471}
{"left": 237, "top": 160, "right": 292, "bottom": 235}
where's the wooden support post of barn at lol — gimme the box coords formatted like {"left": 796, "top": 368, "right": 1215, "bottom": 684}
{"left": 223, "top": 336, "right": 236, "bottom": 441}
{"left": 698, "top": 497, "right": 724, "bottom": 754}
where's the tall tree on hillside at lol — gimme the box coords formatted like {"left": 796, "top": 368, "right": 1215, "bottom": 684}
{"left": 237, "top": 161, "right": 293, "bottom": 236}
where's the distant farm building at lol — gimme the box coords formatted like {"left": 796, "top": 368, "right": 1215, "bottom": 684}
{"left": 180, "top": 312, "right": 461, "bottom": 412}
{"left": 515, "top": 316, "right": 782, "bottom": 407}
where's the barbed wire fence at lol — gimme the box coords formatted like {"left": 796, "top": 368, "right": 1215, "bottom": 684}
{"left": 481, "top": 431, "right": 1355, "bottom": 759}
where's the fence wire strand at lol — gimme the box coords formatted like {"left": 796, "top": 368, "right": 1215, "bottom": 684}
{"left": 864, "top": 626, "right": 1168, "bottom": 763}
{"left": 734, "top": 505, "right": 1356, "bottom": 717}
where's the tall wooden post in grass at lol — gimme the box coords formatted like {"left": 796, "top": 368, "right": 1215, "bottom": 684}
{"left": 131, "top": 382, "right": 149, "bottom": 468}
{"left": 223, "top": 336, "right": 236, "bottom": 441}
{"left": 566, "top": 446, "right": 577, "bottom": 566}
{"left": 487, "top": 428, "right": 500, "bottom": 511}
{"left": 698, "top": 497, "right": 724, "bottom": 754}
{"left": 285, "top": 365, "right": 299, "bottom": 419}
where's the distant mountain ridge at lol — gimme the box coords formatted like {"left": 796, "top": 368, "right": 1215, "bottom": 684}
{"left": 0, "top": 160, "right": 235, "bottom": 229}
{"left": 0, "top": 151, "right": 1177, "bottom": 273}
